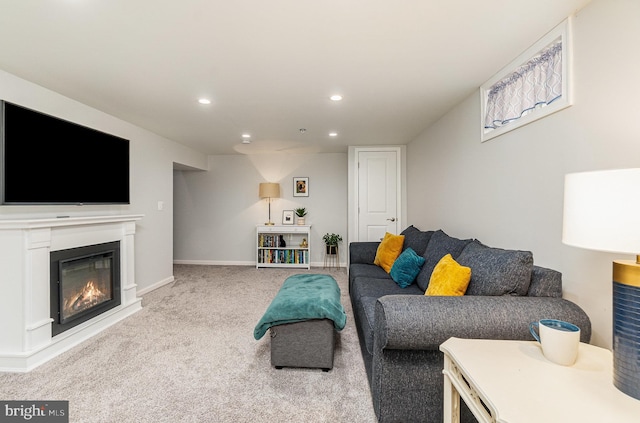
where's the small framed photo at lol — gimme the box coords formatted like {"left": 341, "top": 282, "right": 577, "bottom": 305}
{"left": 293, "top": 177, "right": 309, "bottom": 197}
{"left": 282, "top": 210, "right": 294, "bottom": 225}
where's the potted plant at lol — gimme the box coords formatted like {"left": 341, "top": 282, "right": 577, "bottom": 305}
{"left": 322, "top": 233, "right": 343, "bottom": 255}
{"left": 294, "top": 207, "right": 307, "bottom": 225}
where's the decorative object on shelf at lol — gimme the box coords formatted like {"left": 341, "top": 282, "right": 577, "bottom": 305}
{"left": 300, "top": 238, "right": 308, "bottom": 248}
{"left": 322, "top": 233, "right": 343, "bottom": 255}
{"left": 259, "top": 182, "right": 280, "bottom": 225}
{"left": 295, "top": 207, "right": 307, "bottom": 225}
{"left": 562, "top": 168, "right": 640, "bottom": 400}
{"left": 282, "top": 210, "right": 294, "bottom": 225}
{"left": 293, "top": 177, "right": 309, "bottom": 197}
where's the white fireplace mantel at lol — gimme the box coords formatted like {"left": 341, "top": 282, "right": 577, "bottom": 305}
{"left": 0, "top": 214, "right": 144, "bottom": 372}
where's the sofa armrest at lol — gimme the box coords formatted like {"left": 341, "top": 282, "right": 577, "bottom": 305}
{"left": 349, "top": 242, "right": 380, "bottom": 265}
{"left": 374, "top": 295, "right": 591, "bottom": 351}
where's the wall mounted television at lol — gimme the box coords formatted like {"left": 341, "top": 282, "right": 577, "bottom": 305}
{"left": 0, "top": 101, "right": 130, "bottom": 205}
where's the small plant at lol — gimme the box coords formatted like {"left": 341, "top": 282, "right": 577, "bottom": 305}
{"left": 322, "top": 233, "right": 343, "bottom": 246}
{"left": 294, "top": 207, "right": 307, "bottom": 217}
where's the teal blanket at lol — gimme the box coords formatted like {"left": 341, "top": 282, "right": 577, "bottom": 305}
{"left": 253, "top": 274, "right": 347, "bottom": 340}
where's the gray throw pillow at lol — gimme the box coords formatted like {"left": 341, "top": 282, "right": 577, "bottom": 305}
{"left": 400, "top": 225, "right": 434, "bottom": 256}
{"left": 415, "top": 229, "right": 473, "bottom": 291}
{"left": 457, "top": 240, "right": 533, "bottom": 296}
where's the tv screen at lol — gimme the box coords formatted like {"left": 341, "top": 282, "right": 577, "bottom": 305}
{"left": 1, "top": 101, "right": 130, "bottom": 205}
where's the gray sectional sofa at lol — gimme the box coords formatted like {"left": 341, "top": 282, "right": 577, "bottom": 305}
{"left": 349, "top": 226, "right": 592, "bottom": 423}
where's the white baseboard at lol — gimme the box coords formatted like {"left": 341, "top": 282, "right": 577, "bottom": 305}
{"left": 173, "top": 259, "right": 255, "bottom": 266}
{"left": 137, "top": 275, "right": 175, "bottom": 296}
{"left": 173, "top": 260, "right": 345, "bottom": 268}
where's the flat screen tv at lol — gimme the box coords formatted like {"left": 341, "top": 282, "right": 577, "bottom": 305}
{"left": 1, "top": 101, "right": 130, "bottom": 205}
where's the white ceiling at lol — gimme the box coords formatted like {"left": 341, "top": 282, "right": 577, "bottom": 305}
{"left": 0, "top": 0, "right": 591, "bottom": 155}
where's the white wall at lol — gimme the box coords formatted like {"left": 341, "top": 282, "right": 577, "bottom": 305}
{"left": 173, "top": 152, "right": 348, "bottom": 266}
{"left": 0, "top": 70, "right": 208, "bottom": 294}
{"left": 406, "top": 0, "right": 640, "bottom": 349}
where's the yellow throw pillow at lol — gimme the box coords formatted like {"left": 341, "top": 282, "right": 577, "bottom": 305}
{"left": 374, "top": 232, "right": 405, "bottom": 273}
{"left": 425, "top": 254, "right": 471, "bottom": 296}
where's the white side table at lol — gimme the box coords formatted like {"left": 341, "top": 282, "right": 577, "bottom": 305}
{"left": 440, "top": 337, "right": 640, "bottom": 423}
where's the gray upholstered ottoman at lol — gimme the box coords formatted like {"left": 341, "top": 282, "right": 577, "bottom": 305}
{"left": 270, "top": 318, "right": 335, "bottom": 371}
{"left": 253, "top": 274, "right": 347, "bottom": 372}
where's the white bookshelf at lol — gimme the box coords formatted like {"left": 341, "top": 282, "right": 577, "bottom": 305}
{"left": 256, "top": 225, "right": 311, "bottom": 269}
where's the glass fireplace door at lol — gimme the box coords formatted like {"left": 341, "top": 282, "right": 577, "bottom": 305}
{"left": 60, "top": 253, "right": 114, "bottom": 324}
{"left": 50, "top": 241, "right": 121, "bottom": 336}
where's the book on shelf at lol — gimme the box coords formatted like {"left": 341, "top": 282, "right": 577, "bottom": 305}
{"left": 258, "top": 248, "right": 308, "bottom": 265}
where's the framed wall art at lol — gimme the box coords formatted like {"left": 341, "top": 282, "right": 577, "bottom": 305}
{"left": 282, "top": 210, "right": 294, "bottom": 225}
{"left": 293, "top": 177, "right": 309, "bottom": 197}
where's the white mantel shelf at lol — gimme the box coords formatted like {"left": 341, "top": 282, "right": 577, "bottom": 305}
{"left": 0, "top": 214, "right": 144, "bottom": 229}
{"left": 0, "top": 214, "right": 144, "bottom": 372}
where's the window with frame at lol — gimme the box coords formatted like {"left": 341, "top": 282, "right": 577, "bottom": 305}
{"left": 480, "top": 18, "right": 572, "bottom": 142}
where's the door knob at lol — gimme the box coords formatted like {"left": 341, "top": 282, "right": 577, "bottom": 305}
{"left": 387, "top": 217, "right": 396, "bottom": 222}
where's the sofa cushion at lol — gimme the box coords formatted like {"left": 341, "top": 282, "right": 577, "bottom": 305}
{"left": 350, "top": 263, "right": 390, "bottom": 282}
{"left": 374, "top": 232, "right": 405, "bottom": 273}
{"left": 351, "top": 275, "right": 424, "bottom": 303}
{"left": 457, "top": 241, "right": 533, "bottom": 296}
{"left": 400, "top": 225, "right": 434, "bottom": 256}
{"left": 390, "top": 248, "right": 425, "bottom": 288}
{"left": 416, "top": 230, "right": 473, "bottom": 291}
{"left": 425, "top": 254, "right": 471, "bottom": 296}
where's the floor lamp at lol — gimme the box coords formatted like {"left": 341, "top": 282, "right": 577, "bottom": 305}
{"left": 562, "top": 168, "right": 640, "bottom": 400}
{"left": 259, "top": 182, "right": 280, "bottom": 226}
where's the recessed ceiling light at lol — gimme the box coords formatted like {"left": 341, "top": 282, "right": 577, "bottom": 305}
{"left": 329, "top": 132, "right": 338, "bottom": 137}
{"left": 330, "top": 95, "right": 343, "bottom": 101}
{"left": 198, "top": 98, "right": 211, "bottom": 105}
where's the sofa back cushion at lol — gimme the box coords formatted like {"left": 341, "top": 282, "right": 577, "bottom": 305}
{"left": 416, "top": 230, "right": 473, "bottom": 291}
{"left": 457, "top": 241, "right": 533, "bottom": 296}
{"left": 400, "top": 225, "right": 434, "bottom": 256}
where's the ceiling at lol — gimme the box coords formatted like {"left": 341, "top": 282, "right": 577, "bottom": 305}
{"left": 0, "top": 0, "right": 591, "bottom": 155}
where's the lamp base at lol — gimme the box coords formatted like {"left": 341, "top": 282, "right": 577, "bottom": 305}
{"left": 264, "top": 222, "right": 275, "bottom": 226}
{"left": 612, "top": 260, "right": 640, "bottom": 400}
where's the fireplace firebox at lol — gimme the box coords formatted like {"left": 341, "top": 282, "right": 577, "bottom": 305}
{"left": 50, "top": 241, "right": 121, "bottom": 336}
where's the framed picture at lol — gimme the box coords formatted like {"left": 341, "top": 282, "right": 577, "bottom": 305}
{"left": 293, "top": 177, "right": 309, "bottom": 197}
{"left": 282, "top": 210, "right": 294, "bottom": 225}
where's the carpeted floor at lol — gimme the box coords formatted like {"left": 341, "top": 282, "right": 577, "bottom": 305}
{"left": 0, "top": 265, "right": 377, "bottom": 423}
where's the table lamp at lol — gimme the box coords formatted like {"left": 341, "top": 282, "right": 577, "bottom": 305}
{"left": 259, "top": 182, "right": 280, "bottom": 226}
{"left": 562, "top": 168, "right": 640, "bottom": 400}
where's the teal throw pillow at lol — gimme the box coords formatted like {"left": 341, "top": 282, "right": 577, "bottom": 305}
{"left": 390, "top": 247, "right": 426, "bottom": 288}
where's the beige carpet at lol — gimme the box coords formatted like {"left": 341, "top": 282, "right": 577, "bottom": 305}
{"left": 0, "top": 265, "right": 377, "bottom": 423}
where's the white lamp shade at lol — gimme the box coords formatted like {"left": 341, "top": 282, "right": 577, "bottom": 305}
{"left": 562, "top": 168, "right": 640, "bottom": 254}
{"left": 259, "top": 182, "right": 280, "bottom": 199}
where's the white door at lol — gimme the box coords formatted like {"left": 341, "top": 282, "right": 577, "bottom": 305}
{"left": 357, "top": 150, "right": 399, "bottom": 241}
